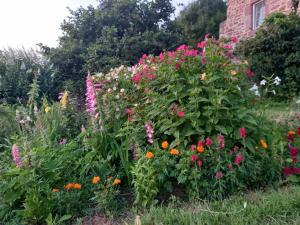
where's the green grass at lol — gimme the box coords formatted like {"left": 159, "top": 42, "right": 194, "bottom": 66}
{"left": 132, "top": 186, "right": 300, "bottom": 225}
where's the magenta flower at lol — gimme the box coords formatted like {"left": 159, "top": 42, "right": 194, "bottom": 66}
{"left": 235, "top": 154, "right": 244, "bottom": 166}
{"left": 290, "top": 147, "right": 299, "bottom": 157}
{"left": 197, "top": 160, "right": 203, "bottom": 167}
{"left": 215, "top": 171, "right": 224, "bottom": 180}
{"left": 197, "top": 41, "right": 206, "bottom": 49}
{"left": 144, "top": 121, "right": 154, "bottom": 144}
{"left": 205, "top": 137, "right": 213, "bottom": 147}
{"left": 159, "top": 52, "right": 164, "bottom": 62}
{"left": 217, "top": 135, "right": 225, "bottom": 148}
{"left": 176, "top": 44, "right": 189, "bottom": 51}
{"left": 125, "top": 108, "right": 133, "bottom": 115}
{"left": 175, "top": 62, "right": 181, "bottom": 70}
{"left": 177, "top": 111, "right": 185, "bottom": 118}
{"left": 231, "top": 37, "right": 239, "bottom": 43}
{"left": 85, "top": 74, "right": 97, "bottom": 118}
{"left": 167, "top": 51, "right": 175, "bottom": 59}
{"left": 184, "top": 49, "right": 198, "bottom": 57}
{"left": 191, "top": 155, "right": 198, "bottom": 162}
{"left": 132, "top": 74, "right": 141, "bottom": 84}
{"left": 190, "top": 145, "right": 196, "bottom": 151}
{"left": 227, "top": 163, "right": 233, "bottom": 171}
{"left": 11, "top": 144, "right": 22, "bottom": 167}
{"left": 283, "top": 166, "right": 292, "bottom": 176}
{"left": 239, "top": 127, "right": 247, "bottom": 139}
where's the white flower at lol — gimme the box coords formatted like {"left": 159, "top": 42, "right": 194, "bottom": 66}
{"left": 260, "top": 80, "right": 267, "bottom": 86}
{"left": 120, "top": 88, "right": 125, "bottom": 93}
{"left": 113, "top": 86, "right": 117, "bottom": 91}
{"left": 107, "top": 88, "right": 112, "bottom": 93}
{"left": 249, "top": 84, "right": 260, "bottom": 96}
{"left": 273, "top": 76, "right": 281, "bottom": 86}
{"left": 115, "top": 94, "right": 120, "bottom": 99}
{"left": 116, "top": 108, "right": 120, "bottom": 112}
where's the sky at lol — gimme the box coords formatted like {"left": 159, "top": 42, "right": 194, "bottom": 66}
{"left": 0, "top": 0, "right": 193, "bottom": 49}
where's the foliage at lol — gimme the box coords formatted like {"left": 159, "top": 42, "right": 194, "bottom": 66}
{"left": 238, "top": 13, "right": 300, "bottom": 99}
{"left": 175, "top": 0, "right": 227, "bottom": 46}
{"left": 0, "top": 48, "right": 55, "bottom": 104}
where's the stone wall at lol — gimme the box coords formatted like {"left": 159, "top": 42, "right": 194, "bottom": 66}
{"left": 220, "top": 0, "right": 300, "bottom": 39}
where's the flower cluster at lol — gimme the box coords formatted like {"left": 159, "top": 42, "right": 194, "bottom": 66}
{"left": 11, "top": 144, "right": 22, "bottom": 167}
{"left": 85, "top": 74, "right": 98, "bottom": 118}
{"left": 144, "top": 121, "right": 154, "bottom": 144}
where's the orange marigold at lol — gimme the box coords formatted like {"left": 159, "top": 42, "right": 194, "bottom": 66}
{"left": 52, "top": 188, "right": 60, "bottom": 193}
{"left": 170, "top": 148, "right": 179, "bottom": 155}
{"left": 113, "top": 178, "right": 121, "bottom": 186}
{"left": 74, "top": 183, "right": 82, "bottom": 190}
{"left": 288, "top": 131, "right": 296, "bottom": 136}
{"left": 65, "top": 183, "right": 75, "bottom": 190}
{"left": 260, "top": 139, "right": 268, "bottom": 149}
{"left": 197, "top": 145, "right": 205, "bottom": 153}
{"left": 161, "top": 141, "right": 169, "bottom": 149}
{"left": 146, "top": 151, "right": 154, "bottom": 159}
{"left": 92, "top": 176, "right": 101, "bottom": 184}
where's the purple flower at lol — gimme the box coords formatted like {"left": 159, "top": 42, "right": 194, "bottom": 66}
{"left": 11, "top": 144, "right": 22, "bottom": 167}
{"left": 145, "top": 121, "right": 154, "bottom": 144}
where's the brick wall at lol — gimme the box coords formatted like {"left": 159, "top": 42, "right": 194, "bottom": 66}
{"left": 220, "top": 0, "right": 300, "bottom": 39}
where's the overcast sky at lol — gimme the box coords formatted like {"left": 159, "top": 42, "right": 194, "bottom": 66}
{"left": 0, "top": 0, "right": 193, "bottom": 49}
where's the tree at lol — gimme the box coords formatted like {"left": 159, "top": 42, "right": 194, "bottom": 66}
{"left": 175, "top": 0, "right": 227, "bottom": 46}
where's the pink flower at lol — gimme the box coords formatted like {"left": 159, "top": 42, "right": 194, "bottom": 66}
{"left": 245, "top": 69, "right": 255, "bottom": 78}
{"left": 11, "top": 144, "right": 22, "bottom": 167}
{"left": 205, "top": 33, "right": 210, "bottom": 39}
{"left": 227, "top": 163, "right": 233, "bottom": 171}
{"left": 231, "top": 37, "right": 238, "bottom": 43}
{"left": 85, "top": 74, "right": 97, "bottom": 118}
{"left": 168, "top": 51, "right": 175, "bottom": 58}
{"left": 177, "top": 111, "right": 185, "bottom": 118}
{"left": 215, "top": 171, "right": 224, "bottom": 180}
{"left": 223, "top": 45, "right": 232, "bottom": 50}
{"left": 176, "top": 44, "right": 189, "bottom": 51}
{"left": 205, "top": 137, "right": 213, "bottom": 147}
{"left": 235, "top": 154, "right": 244, "bottom": 166}
{"left": 184, "top": 49, "right": 198, "bottom": 57}
{"left": 217, "top": 135, "right": 225, "bottom": 148}
{"left": 125, "top": 108, "right": 133, "bottom": 115}
{"left": 159, "top": 52, "right": 164, "bottom": 62}
{"left": 132, "top": 74, "right": 141, "bottom": 84}
{"left": 239, "top": 127, "right": 247, "bottom": 139}
{"left": 201, "top": 57, "right": 206, "bottom": 64}
{"left": 191, "top": 155, "right": 198, "bottom": 162}
{"left": 139, "top": 54, "right": 147, "bottom": 65}
{"left": 190, "top": 145, "right": 196, "bottom": 151}
{"left": 197, "top": 160, "right": 203, "bottom": 167}
{"left": 290, "top": 147, "right": 299, "bottom": 157}
{"left": 197, "top": 41, "right": 206, "bottom": 49}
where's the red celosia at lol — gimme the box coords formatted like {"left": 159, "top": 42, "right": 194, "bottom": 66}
{"left": 235, "top": 154, "right": 244, "bottom": 166}
{"left": 239, "top": 127, "right": 247, "bottom": 139}
{"left": 205, "top": 137, "right": 213, "bottom": 147}
{"left": 191, "top": 155, "right": 198, "bottom": 162}
{"left": 177, "top": 111, "right": 185, "bottom": 118}
{"left": 215, "top": 171, "right": 224, "bottom": 180}
{"left": 197, "top": 160, "right": 203, "bottom": 167}
{"left": 217, "top": 135, "right": 225, "bottom": 148}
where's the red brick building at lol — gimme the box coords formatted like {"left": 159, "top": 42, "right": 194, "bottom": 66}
{"left": 220, "top": 0, "right": 300, "bottom": 39}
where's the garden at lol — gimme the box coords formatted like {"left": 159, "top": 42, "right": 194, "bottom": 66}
{"left": 0, "top": 1, "right": 300, "bottom": 225}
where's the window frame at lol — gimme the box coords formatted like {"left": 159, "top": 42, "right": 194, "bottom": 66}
{"left": 252, "top": 0, "right": 265, "bottom": 30}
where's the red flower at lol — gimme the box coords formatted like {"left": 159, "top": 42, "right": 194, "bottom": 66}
{"left": 290, "top": 147, "right": 299, "bottom": 157}
{"left": 235, "top": 154, "right": 244, "bottom": 166}
{"left": 191, "top": 155, "right": 198, "bottom": 162}
{"left": 197, "top": 41, "right": 206, "bottom": 49}
{"left": 215, "top": 171, "right": 224, "bottom": 180}
{"left": 292, "top": 167, "right": 300, "bottom": 174}
{"left": 132, "top": 74, "right": 141, "bottom": 84}
{"left": 177, "top": 111, "right": 185, "bottom": 118}
{"left": 239, "top": 127, "right": 247, "bottom": 139}
{"left": 197, "top": 160, "right": 203, "bottom": 167}
{"left": 245, "top": 69, "right": 255, "bottom": 78}
{"left": 283, "top": 166, "right": 292, "bottom": 176}
{"left": 228, "top": 163, "right": 233, "bottom": 171}
{"left": 288, "top": 135, "right": 295, "bottom": 142}
{"left": 205, "top": 137, "right": 213, "bottom": 147}
{"left": 231, "top": 37, "right": 238, "bottom": 43}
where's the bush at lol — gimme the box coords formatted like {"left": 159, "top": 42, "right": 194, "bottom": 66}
{"left": 238, "top": 13, "right": 300, "bottom": 99}
{"left": 93, "top": 38, "right": 283, "bottom": 205}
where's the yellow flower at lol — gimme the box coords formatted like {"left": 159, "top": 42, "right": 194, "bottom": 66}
{"left": 230, "top": 70, "right": 237, "bottom": 75}
{"left": 161, "top": 141, "right": 169, "bottom": 149}
{"left": 60, "top": 91, "right": 68, "bottom": 109}
{"left": 200, "top": 73, "right": 206, "bottom": 81}
{"left": 259, "top": 139, "right": 268, "bottom": 149}
{"left": 45, "top": 106, "right": 51, "bottom": 113}
{"left": 92, "top": 176, "right": 101, "bottom": 184}
{"left": 170, "top": 148, "right": 179, "bottom": 155}
{"left": 113, "top": 178, "right": 121, "bottom": 186}
{"left": 146, "top": 151, "right": 154, "bottom": 159}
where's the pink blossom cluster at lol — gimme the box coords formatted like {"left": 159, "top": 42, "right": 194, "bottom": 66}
{"left": 11, "top": 144, "right": 22, "bottom": 167}
{"left": 85, "top": 75, "right": 97, "bottom": 118}
{"left": 144, "top": 121, "right": 154, "bottom": 144}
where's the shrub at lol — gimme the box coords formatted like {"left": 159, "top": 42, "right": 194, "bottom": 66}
{"left": 238, "top": 13, "right": 300, "bottom": 99}
{"left": 93, "top": 38, "right": 283, "bottom": 205}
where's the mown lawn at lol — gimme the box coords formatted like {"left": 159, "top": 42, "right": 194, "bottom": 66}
{"left": 130, "top": 186, "right": 300, "bottom": 225}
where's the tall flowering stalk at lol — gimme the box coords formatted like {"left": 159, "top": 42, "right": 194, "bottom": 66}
{"left": 11, "top": 144, "right": 22, "bottom": 167}
{"left": 144, "top": 121, "right": 154, "bottom": 144}
{"left": 60, "top": 90, "right": 68, "bottom": 109}
{"left": 85, "top": 74, "right": 98, "bottom": 118}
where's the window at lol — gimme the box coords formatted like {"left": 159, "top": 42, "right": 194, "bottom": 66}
{"left": 253, "top": 0, "right": 265, "bottom": 30}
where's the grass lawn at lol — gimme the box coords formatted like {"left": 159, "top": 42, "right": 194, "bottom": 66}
{"left": 130, "top": 186, "right": 300, "bottom": 225}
